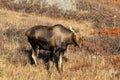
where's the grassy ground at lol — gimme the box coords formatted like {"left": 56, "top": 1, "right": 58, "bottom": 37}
{"left": 0, "top": 0, "right": 120, "bottom": 80}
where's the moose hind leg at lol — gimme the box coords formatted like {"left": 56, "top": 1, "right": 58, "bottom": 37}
{"left": 32, "top": 49, "right": 38, "bottom": 65}
{"left": 32, "top": 46, "right": 39, "bottom": 65}
{"left": 28, "top": 38, "right": 39, "bottom": 65}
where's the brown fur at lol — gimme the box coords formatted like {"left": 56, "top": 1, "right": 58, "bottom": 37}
{"left": 25, "top": 24, "right": 79, "bottom": 74}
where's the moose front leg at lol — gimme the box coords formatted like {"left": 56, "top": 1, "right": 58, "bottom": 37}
{"left": 54, "top": 51, "right": 64, "bottom": 74}
{"left": 58, "top": 52, "right": 63, "bottom": 74}
{"left": 57, "top": 46, "right": 66, "bottom": 74}
{"left": 48, "top": 51, "right": 54, "bottom": 76}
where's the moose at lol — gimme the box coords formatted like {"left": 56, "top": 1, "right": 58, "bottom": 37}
{"left": 25, "top": 24, "right": 80, "bottom": 74}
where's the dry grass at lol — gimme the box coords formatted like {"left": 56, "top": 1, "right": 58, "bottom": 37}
{"left": 0, "top": 50, "right": 120, "bottom": 80}
{"left": 0, "top": 0, "right": 120, "bottom": 80}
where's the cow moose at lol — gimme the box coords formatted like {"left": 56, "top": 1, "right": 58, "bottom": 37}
{"left": 25, "top": 24, "right": 79, "bottom": 74}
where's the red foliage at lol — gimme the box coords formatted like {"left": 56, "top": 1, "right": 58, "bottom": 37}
{"left": 82, "top": 28, "right": 120, "bottom": 54}
{"left": 91, "top": 28, "right": 120, "bottom": 38}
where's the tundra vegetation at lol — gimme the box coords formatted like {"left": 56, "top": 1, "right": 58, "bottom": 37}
{"left": 0, "top": 0, "right": 120, "bottom": 80}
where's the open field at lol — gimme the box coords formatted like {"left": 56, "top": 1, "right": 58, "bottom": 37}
{"left": 0, "top": 0, "right": 120, "bottom": 80}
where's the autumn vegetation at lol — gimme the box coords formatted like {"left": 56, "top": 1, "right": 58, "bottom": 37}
{"left": 0, "top": 0, "right": 120, "bottom": 80}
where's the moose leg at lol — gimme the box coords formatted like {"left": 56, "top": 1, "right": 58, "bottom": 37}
{"left": 48, "top": 49, "right": 57, "bottom": 75}
{"left": 32, "top": 47, "right": 39, "bottom": 65}
{"left": 48, "top": 53, "right": 54, "bottom": 76}
{"left": 28, "top": 38, "right": 39, "bottom": 65}
{"left": 58, "top": 52, "right": 63, "bottom": 74}
{"left": 32, "top": 49, "right": 37, "bottom": 65}
{"left": 57, "top": 46, "right": 66, "bottom": 74}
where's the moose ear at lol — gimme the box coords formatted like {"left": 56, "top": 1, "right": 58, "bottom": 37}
{"left": 69, "top": 25, "right": 75, "bottom": 33}
{"left": 69, "top": 25, "right": 79, "bottom": 33}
